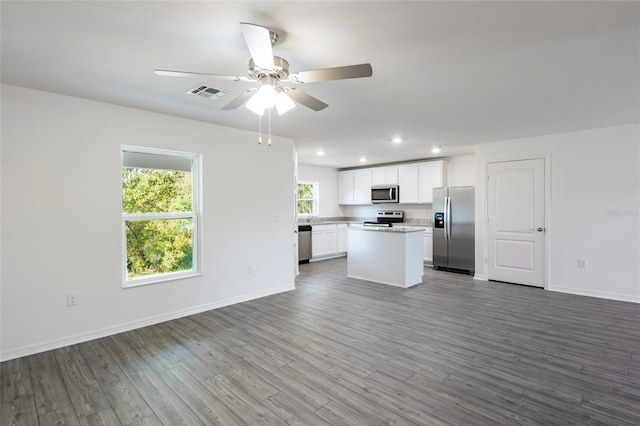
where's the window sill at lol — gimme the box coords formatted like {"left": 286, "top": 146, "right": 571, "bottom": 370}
{"left": 123, "top": 271, "right": 203, "bottom": 289}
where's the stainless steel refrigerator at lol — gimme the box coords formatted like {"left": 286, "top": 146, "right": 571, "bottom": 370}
{"left": 433, "top": 186, "right": 475, "bottom": 273}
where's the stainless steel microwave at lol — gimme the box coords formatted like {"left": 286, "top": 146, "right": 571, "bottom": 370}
{"left": 371, "top": 185, "right": 399, "bottom": 203}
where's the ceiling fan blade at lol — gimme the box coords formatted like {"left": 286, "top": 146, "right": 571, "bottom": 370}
{"left": 240, "top": 23, "right": 275, "bottom": 69}
{"left": 155, "top": 69, "right": 249, "bottom": 82}
{"left": 290, "top": 63, "right": 373, "bottom": 84}
{"left": 286, "top": 88, "right": 329, "bottom": 111}
{"left": 221, "top": 89, "right": 256, "bottom": 110}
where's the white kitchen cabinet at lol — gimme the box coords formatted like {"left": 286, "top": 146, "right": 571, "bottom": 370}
{"left": 398, "top": 165, "right": 419, "bottom": 203}
{"left": 353, "top": 169, "right": 372, "bottom": 204}
{"left": 311, "top": 223, "right": 349, "bottom": 260}
{"left": 337, "top": 170, "right": 371, "bottom": 205}
{"left": 371, "top": 166, "right": 398, "bottom": 185}
{"left": 418, "top": 161, "right": 447, "bottom": 203}
{"left": 423, "top": 229, "right": 433, "bottom": 263}
{"left": 337, "top": 224, "right": 348, "bottom": 253}
{"left": 312, "top": 224, "right": 338, "bottom": 258}
{"left": 337, "top": 171, "right": 354, "bottom": 205}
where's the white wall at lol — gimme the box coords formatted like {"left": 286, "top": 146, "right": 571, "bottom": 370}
{"left": 0, "top": 84, "right": 297, "bottom": 360}
{"left": 446, "top": 154, "right": 475, "bottom": 187}
{"left": 298, "top": 163, "right": 344, "bottom": 218}
{"left": 474, "top": 123, "right": 640, "bottom": 303}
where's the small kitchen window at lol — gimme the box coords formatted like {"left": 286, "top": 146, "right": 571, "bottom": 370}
{"left": 298, "top": 181, "right": 319, "bottom": 217}
{"left": 121, "top": 146, "right": 202, "bottom": 287}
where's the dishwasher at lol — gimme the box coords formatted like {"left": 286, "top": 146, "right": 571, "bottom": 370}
{"left": 298, "top": 224, "right": 312, "bottom": 264}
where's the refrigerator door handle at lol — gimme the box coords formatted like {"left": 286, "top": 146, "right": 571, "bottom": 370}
{"left": 445, "top": 196, "right": 450, "bottom": 241}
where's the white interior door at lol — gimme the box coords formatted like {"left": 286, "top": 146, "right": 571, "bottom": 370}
{"left": 487, "top": 159, "right": 545, "bottom": 287}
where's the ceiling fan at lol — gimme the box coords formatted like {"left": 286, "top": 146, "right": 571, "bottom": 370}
{"left": 155, "top": 22, "right": 373, "bottom": 116}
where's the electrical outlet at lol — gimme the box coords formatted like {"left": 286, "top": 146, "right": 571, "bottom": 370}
{"left": 67, "top": 292, "right": 79, "bottom": 306}
{"left": 577, "top": 259, "right": 588, "bottom": 269}
{"left": 248, "top": 265, "right": 254, "bottom": 274}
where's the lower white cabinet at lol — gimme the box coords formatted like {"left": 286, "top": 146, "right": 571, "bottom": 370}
{"left": 312, "top": 225, "right": 337, "bottom": 258}
{"left": 337, "top": 224, "right": 348, "bottom": 253}
{"left": 394, "top": 226, "right": 433, "bottom": 263}
{"left": 424, "top": 230, "right": 433, "bottom": 263}
{"left": 312, "top": 224, "right": 348, "bottom": 260}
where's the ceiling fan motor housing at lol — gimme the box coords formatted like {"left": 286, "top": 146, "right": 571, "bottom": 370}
{"left": 248, "top": 56, "right": 289, "bottom": 80}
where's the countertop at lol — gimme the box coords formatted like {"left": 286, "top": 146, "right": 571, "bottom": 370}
{"left": 348, "top": 226, "right": 425, "bottom": 233}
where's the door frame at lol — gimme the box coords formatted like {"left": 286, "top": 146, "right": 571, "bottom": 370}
{"left": 481, "top": 153, "right": 552, "bottom": 289}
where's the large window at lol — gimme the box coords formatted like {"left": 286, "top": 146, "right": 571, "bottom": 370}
{"left": 297, "top": 181, "right": 319, "bottom": 216}
{"left": 121, "top": 146, "right": 201, "bottom": 286}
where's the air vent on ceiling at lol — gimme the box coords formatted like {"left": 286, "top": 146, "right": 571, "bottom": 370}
{"left": 187, "top": 85, "right": 227, "bottom": 99}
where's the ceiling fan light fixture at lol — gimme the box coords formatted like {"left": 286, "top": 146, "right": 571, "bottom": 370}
{"left": 276, "top": 91, "right": 295, "bottom": 115}
{"left": 257, "top": 83, "right": 278, "bottom": 108}
{"left": 245, "top": 94, "right": 265, "bottom": 115}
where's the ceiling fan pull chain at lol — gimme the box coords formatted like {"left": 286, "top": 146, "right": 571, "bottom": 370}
{"left": 258, "top": 114, "right": 263, "bottom": 145}
{"left": 268, "top": 108, "right": 272, "bottom": 147}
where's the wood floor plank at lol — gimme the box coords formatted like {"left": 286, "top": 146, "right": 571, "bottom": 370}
{"left": 0, "top": 395, "right": 39, "bottom": 426}
{"left": 127, "top": 368, "right": 204, "bottom": 426}
{"left": 83, "top": 346, "right": 154, "bottom": 424}
{"left": 55, "top": 348, "right": 110, "bottom": 417}
{"left": 38, "top": 404, "right": 80, "bottom": 426}
{"left": 158, "top": 366, "right": 247, "bottom": 425}
{"left": 127, "top": 414, "right": 163, "bottom": 426}
{"left": 78, "top": 407, "right": 122, "bottom": 426}
{"left": 100, "top": 334, "right": 151, "bottom": 375}
{"left": 262, "top": 391, "right": 333, "bottom": 426}
{"left": 200, "top": 374, "right": 287, "bottom": 426}
{"left": 314, "top": 400, "right": 378, "bottom": 426}
{"left": 120, "top": 329, "right": 178, "bottom": 373}
{"left": 225, "top": 344, "right": 331, "bottom": 412}
{"left": 281, "top": 361, "right": 413, "bottom": 426}
{"left": 28, "top": 351, "right": 73, "bottom": 416}
{"left": 1, "top": 358, "right": 33, "bottom": 402}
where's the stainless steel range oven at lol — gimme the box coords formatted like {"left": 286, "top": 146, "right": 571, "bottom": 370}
{"left": 364, "top": 210, "right": 404, "bottom": 227}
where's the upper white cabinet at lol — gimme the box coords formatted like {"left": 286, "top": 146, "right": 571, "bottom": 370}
{"left": 338, "top": 160, "right": 446, "bottom": 205}
{"left": 337, "top": 171, "right": 354, "bottom": 205}
{"left": 353, "top": 170, "right": 372, "bottom": 204}
{"left": 418, "top": 161, "right": 447, "bottom": 203}
{"left": 339, "top": 170, "right": 372, "bottom": 205}
{"left": 398, "top": 165, "right": 419, "bottom": 203}
{"left": 371, "top": 166, "right": 398, "bottom": 185}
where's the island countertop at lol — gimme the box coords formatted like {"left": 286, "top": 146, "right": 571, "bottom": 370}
{"left": 349, "top": 226, "right": 425, "bottom": 233}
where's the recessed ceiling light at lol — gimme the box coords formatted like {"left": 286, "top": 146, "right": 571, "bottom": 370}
{"left": 392, "top": 137, "right": 402, "bottom": 144}
{"left": 359, "top": 157, "right": 367, "bottom": 162}
{"left": 431, "top": 146, "right": 441, "bottom": 153}
{"left": 316, "top": 150, "right": 325, "bottom": 156}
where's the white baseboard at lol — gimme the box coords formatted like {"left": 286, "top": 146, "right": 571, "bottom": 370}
{"left": 549, "top": 285, "right": 639, "bottom": 304}
{"left": 0, "top": 284, "right": 294, "bottom": 362}
{"left": 473, "top": 274, "right": 488, "bottom": 281}
{"left": 309, "top": 253, "right": 347, "bottom": 262}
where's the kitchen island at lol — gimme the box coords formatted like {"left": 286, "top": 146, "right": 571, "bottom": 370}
{"left": 347, "top": 227, "right": 424, "bottom": 288}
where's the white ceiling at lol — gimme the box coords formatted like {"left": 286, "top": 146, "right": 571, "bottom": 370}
{"left": 2, "top": 1, "right": 639, "bottom": 168}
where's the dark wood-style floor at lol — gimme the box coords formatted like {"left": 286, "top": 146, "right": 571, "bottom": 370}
{"left": 2, "top": 258, "right": 640, "bottom": 425}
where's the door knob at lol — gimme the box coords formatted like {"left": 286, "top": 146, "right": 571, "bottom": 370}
{"left": 537, "top": 227, "right": 545, "bottom": 232}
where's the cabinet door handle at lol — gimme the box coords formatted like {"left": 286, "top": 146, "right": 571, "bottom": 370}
{"left": 537, "top": 227, "right": 545, "bottom": 232}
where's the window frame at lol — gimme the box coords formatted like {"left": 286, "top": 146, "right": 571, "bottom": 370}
{"left": 297, "top": 180, "right": 319, "bottom": 217}
{"left": 121, "top": 145, "right": 202, "bottom": 288}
